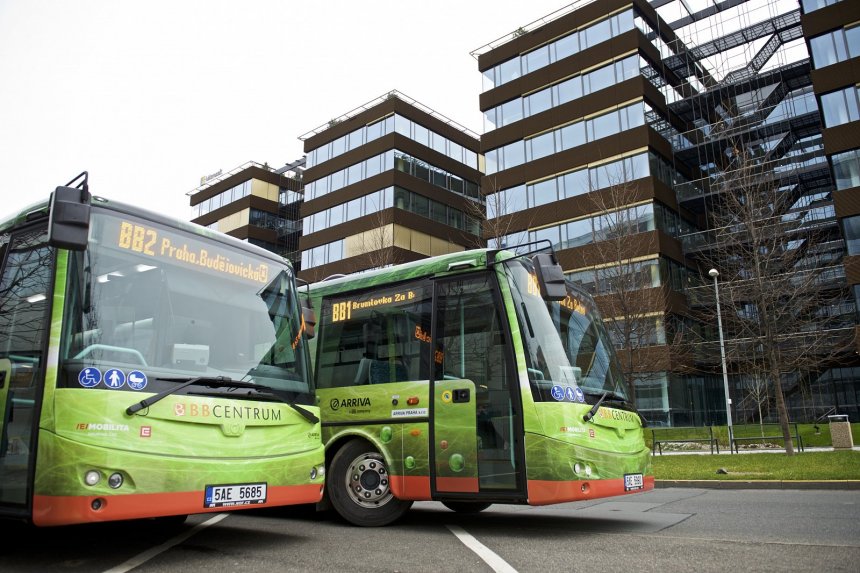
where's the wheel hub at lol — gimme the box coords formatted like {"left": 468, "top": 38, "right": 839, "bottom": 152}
{"left": 346, "top": 453, "right": 392, "bottom": 508}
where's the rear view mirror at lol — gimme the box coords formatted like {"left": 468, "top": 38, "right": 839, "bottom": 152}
{"left": 48, "top": 177, "right": 91, "bottom": 251}
{"left": 532, "top": 253, "right": 567, "bottom": 301}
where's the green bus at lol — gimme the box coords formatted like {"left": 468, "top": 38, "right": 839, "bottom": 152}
{"left": 306, "top": 245, "right": 652, "bottom": 526}
{"left": 0, "top": 176, "right": 324, "bottom": 526}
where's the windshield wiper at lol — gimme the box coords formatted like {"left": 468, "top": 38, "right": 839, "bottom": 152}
{"left": 126, "top": 376, "right": 232, "bottom": 415}
{"left": 125, "top": 376, "right": 319, "bottom": 424}
{"left": 581, "top": 389, "right": 647, "bottom": 427}
{"left": 189, "top": 387, "right": 319, "bottom": 424}
{"left": 582, "top": 391, "right": 609, "bottom": 423}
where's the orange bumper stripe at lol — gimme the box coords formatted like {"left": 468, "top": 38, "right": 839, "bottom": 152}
{"left": 390, "top": 475, "right": 431, "bottom": 500}
{"left": 527, "top": 475, "right": 655, "bottom": 505}
{"left": 32, "top": 484, "right": 324, "bottom": 526}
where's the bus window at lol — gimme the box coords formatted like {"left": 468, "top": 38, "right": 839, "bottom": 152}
{"left": 59, "top": 211, "right": 312, "bottom": 395}
{"left": 316, "top": 281, "right": 432, "bottom": 388}
{"left": 0, "top": 227, "right": 53, "bottom": 506}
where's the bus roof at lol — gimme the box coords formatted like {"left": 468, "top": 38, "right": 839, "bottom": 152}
{"left": 0, "top": 194, "right": 291, "bottom": 268}
{"left": 308, "top": 248, "right": 519, "bottom": 296}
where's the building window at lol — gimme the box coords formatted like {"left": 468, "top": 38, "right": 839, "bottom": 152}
{"left": 489, "top": 151, "right": 653, "bottom": 217}
{"left": 486, "top": 100, "right": 650, "bottom": 174}
{"left": 306, "top": 114, "right": 478, "bottom": 170}
{"left": 302, "top": 186, "right": 480, "bottom": 240}
{"left": 809, "top": 26, "right": 860, "bottom": 69}
{"left": 480, "top": 9, "right": 635, "bottom": 92}
{"left": 801, "top": 0, "right": 843, "bottom": 13}
{"left": 832, "top": 148, "right": 860, "bottom": 190}
{"left": 483, "top": 55, "right": 641, "bottom": 134}
{"left": 844, "top": 215, "right": 860, "bottom": 255}
{"left": 820, "top": 86, "right": 860, "bottom": 127}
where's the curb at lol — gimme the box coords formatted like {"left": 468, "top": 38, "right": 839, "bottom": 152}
{"left": 656, "top": 480, "right": 860, "bottom": 490}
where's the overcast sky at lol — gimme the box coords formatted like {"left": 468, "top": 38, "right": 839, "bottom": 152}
{"left": 0, "top": 0, "right": 569, "bottom": 221}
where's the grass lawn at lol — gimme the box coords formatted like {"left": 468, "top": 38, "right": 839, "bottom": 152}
{"left": 652, "top": 450, "right": 860, "bottom": 481}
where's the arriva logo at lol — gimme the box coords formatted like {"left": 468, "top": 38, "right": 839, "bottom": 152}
{"left": 330, "top": 397, "right": 371, "bottom": 411}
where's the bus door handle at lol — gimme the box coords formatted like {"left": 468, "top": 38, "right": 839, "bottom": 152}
{"left": 452, "top": 389, "right": 470, "bottom": 403}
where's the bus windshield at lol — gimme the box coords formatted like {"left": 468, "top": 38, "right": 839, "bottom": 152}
{"left": 59, "top": 210, "right": 313, "bottom": 398}
{"left": 503, "top": 257, "right": 627, "bottom": 403}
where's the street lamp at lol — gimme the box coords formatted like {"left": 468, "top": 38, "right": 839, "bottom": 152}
{"left": 709, "top": 268, "right": 733, "bottom": 437}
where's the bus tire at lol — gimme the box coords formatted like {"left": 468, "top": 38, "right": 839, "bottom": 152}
{"left": 441, "top": 501, "right": 492, "bottom": 513}
{"left": 327, "top": 439, "right": 412, "bottom": 527}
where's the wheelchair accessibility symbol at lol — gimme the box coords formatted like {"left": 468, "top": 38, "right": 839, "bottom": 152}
{"left": 78, "top": 368, "right": 102, "bottom": 388}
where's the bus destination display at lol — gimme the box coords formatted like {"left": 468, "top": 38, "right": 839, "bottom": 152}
{"left": 106, "top": 217, "right": 271, "bottom": 284}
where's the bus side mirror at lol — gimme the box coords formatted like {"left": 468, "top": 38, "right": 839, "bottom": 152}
{"left": 301, "top": 299, "right": 316, "bottom": 340}
{"left": 532, "top": 253, "right": 567, "bottom": 301}
{"left": 48, "top": 186, "right": 91, "bottom": 251}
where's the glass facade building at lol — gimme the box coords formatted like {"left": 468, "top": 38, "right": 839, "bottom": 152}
{"left": 475, "top": 0, "right": 860, "bottom": 424}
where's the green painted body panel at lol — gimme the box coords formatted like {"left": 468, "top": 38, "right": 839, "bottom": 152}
{"left": 319, "top": 381, "right": 431, "bottom": 478}
{"left": 528, "top": 402, "right": 651, "bottom": 481}
{"left": 433, "top": 379, "right": 477, "bottom": 480}
{"left": 35, "top": 428, "right": 323, "bottom": 498}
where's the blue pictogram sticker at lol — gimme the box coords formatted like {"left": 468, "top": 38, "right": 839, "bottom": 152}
{"left": 551, "top": 385, "right": 565, "bottom": 401}
{"left": 574, "top": 386, "right": 585, "bottom": 403}
{"left": 104, "top": 368, "right": 126, "bottom": 389}
{"left": 78, "top": 367, "right": 102, "bottom": 388}
{"left": 127, "top": 370, "right": 148, "bottom": 391}
{"left": 565, "top": 386, "right": 577, "bottom": 402}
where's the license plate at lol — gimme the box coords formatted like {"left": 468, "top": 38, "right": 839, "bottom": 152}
{"left": 624, "top": 473, "right": 644, "bottom": 491}
{"left": 204, "top": 483, "right": 267, "bottom": 508}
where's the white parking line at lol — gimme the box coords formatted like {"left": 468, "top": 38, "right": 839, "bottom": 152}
{"left": 103, "top": 513, "right": 229, "bottom": 573}
{"left": 446, "top": 524, "right": 519, "bottom": 573}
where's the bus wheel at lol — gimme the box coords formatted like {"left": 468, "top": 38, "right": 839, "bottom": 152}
{"left": 441, "top": 502, "right": 492, "bottom": 513}
{"left": 328, "top": 439, "right": 412, "bottom": 527}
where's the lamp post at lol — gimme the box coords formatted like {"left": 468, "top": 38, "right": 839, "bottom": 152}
{"left": 709, "top": 268, "right": 733, "bottom": 438}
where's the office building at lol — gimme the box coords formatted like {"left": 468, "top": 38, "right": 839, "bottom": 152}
{"left": 188, "top": 160, "right": 305, "bottom": 268}
{"left": 297, "top": 91, "right": 483, "bottom": 281}
{"left": 474, "top": 0, "right": 859, "bottom": 424}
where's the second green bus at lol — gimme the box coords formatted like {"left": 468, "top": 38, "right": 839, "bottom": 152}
{"left": 306, "top": 246, "right": 652, "bottom": 526}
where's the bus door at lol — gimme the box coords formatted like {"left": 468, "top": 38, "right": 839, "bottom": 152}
{"left": 0, "top": 227, "right": 53, "bottom": 509}
{"left": 431, "top": 274, "right": 524, "bottom": 496}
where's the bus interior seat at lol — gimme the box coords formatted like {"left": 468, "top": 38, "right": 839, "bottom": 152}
{"left": 352, "top": 358, "right": 409, "bottom": 385}
{"left": 167, "top": 318, "right": 212, "bottom": 369}
{"left": 353, "top": 357, "right": 372, "bottom": 385}
{"left": 112, "top": 318, "right": 155, "bottom": 359}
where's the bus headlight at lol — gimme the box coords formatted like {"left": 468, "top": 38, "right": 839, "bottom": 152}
{"left": 574, "top": 463, "right": 583, "bottom": 475}
{"left": 310, "top": 467, "right": 318, "bottom": 480}
{"left": 108, "top": 472, "right": 124, "bottom": 489}
{"left": 585, "top": 465, "right": 592, "bottom": 477}
{"left": 84, "top": 470, "right": 101, "bottom": 486}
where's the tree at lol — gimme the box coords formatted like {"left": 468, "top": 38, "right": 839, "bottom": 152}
{"left": 702, "top": 144, "right": 853, "bottom": 455}
{"left": 466, "top": 176, "right": 535, "bottom": 250}
{"left": 583, "top": 177, "right": 688, "bottom": 408}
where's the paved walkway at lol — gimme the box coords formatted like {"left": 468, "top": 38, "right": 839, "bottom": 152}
{"left": 655, "top": 479, "right": 860, "bottom": 489}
